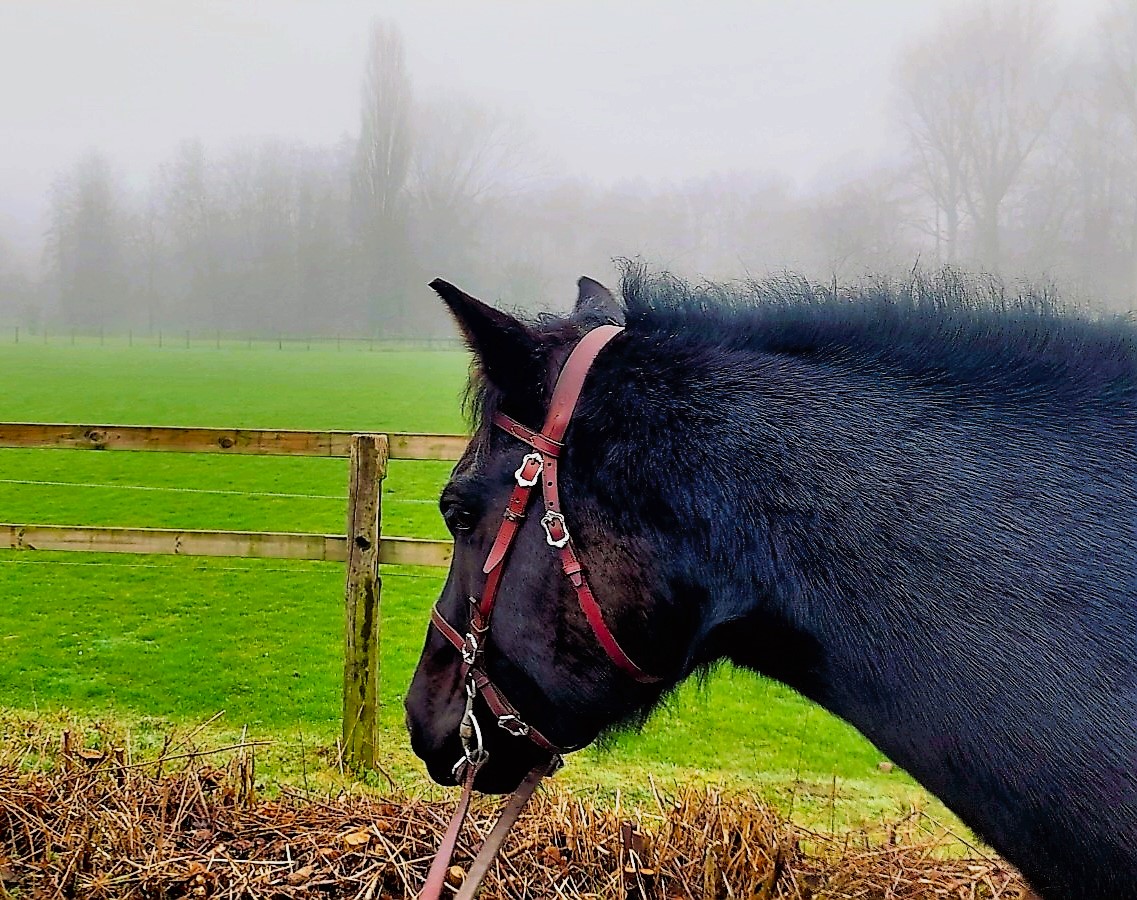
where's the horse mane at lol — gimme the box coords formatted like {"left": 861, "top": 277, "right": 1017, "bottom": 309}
{"left": 619, "top": 265, "right": 1136, "bottom": 406}
{"left": 463, "top": 266, "right": 1136, "bottom": 434}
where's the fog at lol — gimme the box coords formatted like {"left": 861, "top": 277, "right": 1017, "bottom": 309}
{"left": 1, "top": 0, "right": 1133, "bottom": 337}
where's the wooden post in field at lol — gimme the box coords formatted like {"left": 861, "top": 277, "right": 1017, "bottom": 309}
{"left": 342, "top": 433, "right": 387, "bottom": 770}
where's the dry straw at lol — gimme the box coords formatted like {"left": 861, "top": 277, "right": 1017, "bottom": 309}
{"left": 0, "top": 724, "right": 1029, "bottom": 899}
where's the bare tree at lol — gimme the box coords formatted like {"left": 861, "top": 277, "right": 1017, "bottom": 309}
{"left": 408, "top": 96, "right": 535, "bottom": 303}
{"left": 896, "top": 1, "right": 1064, "bottom": 271}
{"left": 962, "top": 3, "right": 1064, "bottom": 268}
{"left": 897, "top": 28, "right": 973, "bottom": 263}
{"left": 157, "top": 139, "right": 224, "bottom": 328}
{"left": 811, "top": 169, "right": 919, "bottom": 281}
{"left": 351, "top": 19, "right": 413, "bottom": 332}
{"left": 131, "top": 175, "right": 168, "bottom": 332}
{"left": 411, "top": 98, "right": 532, "bottom": 213}
{"left": 1036, "top": 61, "right": 1136, "bottom": 305}
{"left": 1100, "top": 0, "right": 1137, "bottom": 131}
{"left": 294, "top": 139, "right": 355, "bottom": 332}
{"left": 45, "top": 151, "right": 129, "bottom": 329}
{"left": 217, "top": 140, "right": 302, "bottom": 331}
{"left": 0, "top": 235, "right": 39, "bottom": 329}
{"left": 1098, "top": 0, "right": 1137, "bottom": 298}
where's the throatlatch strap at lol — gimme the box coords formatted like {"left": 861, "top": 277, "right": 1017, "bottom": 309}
{"left": 540, "top": 452, "right": 661, "bottom": 684}
{"left": 562, "top": 542, "right": 660, "bottom": 684}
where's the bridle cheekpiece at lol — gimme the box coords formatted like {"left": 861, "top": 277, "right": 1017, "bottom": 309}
{"left": 430, "top": 323, "right": 660, "bottom": 770}
{"left": 420, "top": 324, "right": 661, "bottom": 899}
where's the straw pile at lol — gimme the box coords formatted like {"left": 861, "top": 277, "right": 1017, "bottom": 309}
{"left": 0, "top": 728, "right": 1030, "bottom": 899}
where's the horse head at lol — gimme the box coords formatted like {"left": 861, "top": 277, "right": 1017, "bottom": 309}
{"left": 404, "top": 277, "right": 695, "bottom": 793}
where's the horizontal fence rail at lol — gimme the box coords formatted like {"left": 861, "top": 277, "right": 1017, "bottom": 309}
{"left": 0, "top": 423, "right": 469, "bottom": 461}
{"left": 0, "top": 421, "right": 468, "bottom": 771}
{"left": 0, "top": 525, "right": 454, "bottom": 567}
{"left": 7, "top": 328, "right": 464, "bottom": 351}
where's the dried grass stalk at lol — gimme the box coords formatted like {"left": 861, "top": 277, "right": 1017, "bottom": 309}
{"left": 0, "top": 728, "right": 1027, "bottom": 899}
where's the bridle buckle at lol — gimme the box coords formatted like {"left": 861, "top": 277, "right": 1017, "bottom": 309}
{"left": 514, "top": 452, "right": 543, "bottom": 487}
{"left": 461, "top": 632, "right": 480, "bottom": 666}
{"left": 540, "top": 510, "right": 570, "bottom": 548}
{"left": 496, "top": 714, "right": 531, "bottom": 737}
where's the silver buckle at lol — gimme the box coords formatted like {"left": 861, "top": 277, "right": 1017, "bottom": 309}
{"left": 514, "top": 452, "right": 543, "bottom": 487}
{"left": 461, "top": 633, "right": 479, "bottom": 666}
{"left": 497, "top": 714, "right": 531, "bottom": 737}
{"left": 541, "top": 510, "right": 570, "bottom": 548}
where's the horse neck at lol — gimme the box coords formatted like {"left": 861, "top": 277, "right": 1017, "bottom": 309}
{"left": 637, "top": 353, "right": 918, "bottom": 688}
{"left": 583, "top": 334, "right": 1137, "bottom": 893}
{"left": 599, "top": 343, "right": 1124, "bottom": 719}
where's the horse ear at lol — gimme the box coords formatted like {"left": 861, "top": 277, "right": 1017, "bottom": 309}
{"left": 430, "top": 278, "right": 543, "bottom": 395}
{"left": 574, "top": 276, "right": 624, "bottom": 324}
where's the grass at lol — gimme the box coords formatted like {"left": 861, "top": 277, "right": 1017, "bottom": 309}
{"left": 0, "top": 339, "right": 946, "bottom": 828}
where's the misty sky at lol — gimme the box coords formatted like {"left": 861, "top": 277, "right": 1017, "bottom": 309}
{"left": 0, "top": 1, "right": 1112, "bottom": 257}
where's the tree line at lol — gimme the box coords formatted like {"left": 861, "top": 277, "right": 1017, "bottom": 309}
{"left": 0, "top": 1, "right": 1133, "bottom": 337}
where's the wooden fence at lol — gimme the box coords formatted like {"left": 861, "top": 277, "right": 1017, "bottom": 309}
{"left": 9, "top": 328, "right": 462, "bottom": 352}
{"left": 0, "top": 422, "right": 467, "bottom": 771}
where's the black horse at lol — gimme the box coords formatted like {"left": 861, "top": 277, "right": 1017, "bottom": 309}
{"left": 406, "top": 269, "right": 1136, "bottom": 899}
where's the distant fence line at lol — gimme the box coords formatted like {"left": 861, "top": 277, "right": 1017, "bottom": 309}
{"left": 7, "top": 326, "right": 462, "bottom": 351}
{"left": 0, "top": 422, "right": 468, "bottom": 772}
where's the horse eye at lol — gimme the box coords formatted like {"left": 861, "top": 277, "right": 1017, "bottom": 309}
{"left": 443, "top": 505, "right": 478, "bottom": 535}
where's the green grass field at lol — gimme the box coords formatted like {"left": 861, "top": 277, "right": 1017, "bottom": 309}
{"left": 0, "top": 340, "right": 944, "bottom": 826}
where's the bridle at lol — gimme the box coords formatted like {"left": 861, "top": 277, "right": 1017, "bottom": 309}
{"left": 419, "top": 324, "right": 660, "bottom": 899}
{"left": 431, "top": 323, "right": 661, "bottom": 757}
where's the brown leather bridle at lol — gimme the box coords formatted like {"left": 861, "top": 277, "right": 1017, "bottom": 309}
{"left": 419, "top": 324, "right": 660, "bottom": 899}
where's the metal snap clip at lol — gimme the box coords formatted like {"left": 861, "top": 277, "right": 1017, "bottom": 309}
{"left": 454, "top": 679, "right": 489, "bottom": 777}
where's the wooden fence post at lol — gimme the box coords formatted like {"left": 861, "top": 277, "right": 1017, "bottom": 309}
{"left": 342, "top": 433, "right": 388, "bottom": 770}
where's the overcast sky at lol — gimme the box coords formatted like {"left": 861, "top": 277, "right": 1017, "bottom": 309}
{"left": 0, "top": 1, "right": 1111, "bottom": 257}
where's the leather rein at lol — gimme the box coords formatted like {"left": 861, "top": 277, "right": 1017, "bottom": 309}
{"left": 419, "top": 324, "right": 660, "bottom": 899}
